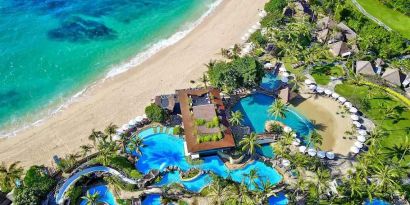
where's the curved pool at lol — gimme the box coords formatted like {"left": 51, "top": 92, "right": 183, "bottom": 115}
{"left": 134, "top": 128, "right": 282, "bottom": 192}
{"left": 232, "top": 93, "right": 313, "bottom": 137}
{"left": 261, "top": 72, "right": 282, "bottom": 91}
{"left": 80, "top": 185, "right": 116, "bottom": 205}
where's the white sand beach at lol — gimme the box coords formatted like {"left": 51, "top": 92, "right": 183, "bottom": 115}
{"left": 0, "top": 0, "right": 267, "bottom": 167}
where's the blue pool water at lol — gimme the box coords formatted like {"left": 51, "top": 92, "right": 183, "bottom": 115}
{"left": 80, "top": 185, "right": 116, "bottom": 205}
{"left": 261, "top": 72, "right": 282, "bottom": 91}
{"left": 257, "top": 144, "right": 275, "bottom": 158}
{"left": 142, "top": 194, "right": 161, "bottom": 205}
{"left": 135, "top": 128, "right": 283, "bottom": 192}
{"left": 268, "top": 193, "right": 289, "bottom": 205}
{"left": 232, "top": 93, "right": 313, "bottom": 137}
{"left": 365, "top": 199, "right": 390, "bottom": 205}
{"left": 0, "top": 0, "right": 217, "bottom": 135}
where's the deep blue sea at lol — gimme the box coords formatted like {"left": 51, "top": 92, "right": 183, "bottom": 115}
{"left": 0, "top": 0, "right": 217, "bottom": 136}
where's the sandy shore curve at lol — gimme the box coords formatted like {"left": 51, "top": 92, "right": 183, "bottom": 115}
{"left": 0, "top": 0, "right": 268, "bottom": 167}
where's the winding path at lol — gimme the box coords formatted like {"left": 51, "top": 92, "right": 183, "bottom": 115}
{"left": 55, "top": 166, "right": 137, "bottom": 204}
{"left": 350, "top": 0, "right": 392, "bottom": 31}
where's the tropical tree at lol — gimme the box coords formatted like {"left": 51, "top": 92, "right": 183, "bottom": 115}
{"left": 308, "top": 131, "right": 323, "bottom": 148}
{"left": 268, "top": 100, "right": 287, "bottom": 119}
{"left": 314, "top": 167, "right": 331, "bottom": 200}
{"left": 81, "top": 191, "right": 100, "bottom": 205}
{"left": 0, "top": 161, "right": 23, "bottom": 192}
{"left": 229, "top": 110, "right": 243, "bottom": 126}
{"left": 208, "top": 177, "right": 229, "bottom": 205}
{"left": 244, "top": 169, "right": 259, "bottom": 188}
{"left": 200, "top": 73, "right": 209, "bottom": 88}
{"left": 104, "top": 123, "right": 118, "bottom": 142}
{"left": 127, "top": 135, "right": 145, "bottom": 156}
{"left": 268, "top": 122, "right": 283, "bottom": 136}
{"left": 204, "top": 60, "right": 216, "bottom": 70}
{"left": 373, "top": 164, "right": 400, "bottom": 193}
{"left": 80, "top": 144, "right": 93, "bottom": 158}
{"left": 239, "top": 133, "right": 261, "bottom": 157}
{"left": 88, "top": 129, "right": 104, "bottom": 145}
{"left": 384, "top": 135, "right": 410, "bottom": 162}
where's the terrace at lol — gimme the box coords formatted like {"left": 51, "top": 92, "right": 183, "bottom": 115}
{"left": 176, "top": 88, "right": 235, "bottom": 155}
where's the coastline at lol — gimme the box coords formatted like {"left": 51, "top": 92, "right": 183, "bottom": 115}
{"left": 0, "top": 0, "right": 222, "bottom": 138}
{"left": 0, "top": 0, "right": 268, "bottom": 167}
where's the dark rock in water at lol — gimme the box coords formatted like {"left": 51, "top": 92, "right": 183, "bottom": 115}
{"left": 48, "top": 16, "right": 117, "bottom": 43}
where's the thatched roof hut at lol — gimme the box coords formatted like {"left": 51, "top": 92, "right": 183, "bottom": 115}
{"left": 356, "top": 61, "right": 376, "bottom": 76}
{"left": 381, "top": 68, "right": 406, "bottom": 86}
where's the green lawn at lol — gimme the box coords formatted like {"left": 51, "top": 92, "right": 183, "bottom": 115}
{"left": 311, "top": 65, "right": 344, "bottom": 85}
{"left": 335, "top": 82, "right": 410, "bottom": 163}
{"left": 355, "top": 0, "right": 410, "bottom": 39}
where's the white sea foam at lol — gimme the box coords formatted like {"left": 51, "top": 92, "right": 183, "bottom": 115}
{"left": 0, "top": 0, "right": 223, "bottom": 138}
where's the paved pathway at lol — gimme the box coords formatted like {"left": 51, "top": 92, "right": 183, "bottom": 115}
{"left": 350, "top": 0, "right": 392, "bottom": 31}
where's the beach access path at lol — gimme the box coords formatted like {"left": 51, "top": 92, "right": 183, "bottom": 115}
{"left": 0, "top": 0, "right": 268, "bottom": 167}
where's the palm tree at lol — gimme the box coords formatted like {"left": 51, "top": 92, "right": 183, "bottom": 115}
{"left": 200, "top": 73, "right": 209, "bottom": 88}
{"left": 204, "top": 60, "right": 216, "bottom": 70}
{"left": 127, "top": 135, "right": 145, "bottom": 156}
{"left": 268, "top": 100, "right": 287, "bottom": 119}
{"left": 104, "top": 123, "right": 118, "bottom": 142}
{"left": 373, "top": 164, "right": 399, "bottom": 192}
{"left": 80, "top": 144, "right": 93, "bottom": 158}
{"left": 244, "top": 169, "right": 259, "bottom": 188}
{"left": 0, "top": 161, "right": 23, "bottom": 192}
{"left": 98, "top": 142, "right": 117, "bottom": 166}
{"left": 208, "top": 177, "right": 229, "bottom": 205}
{"left": 308, "top": 131, "right": 323, "bottom": 148}
{"left": 220, "top": 48, "right": 230, "bottom": 59}
{"left": 89, "top": 129, "right": 104, "bottom": 145}
{"left": 81, "top": 191, "right": 100, "bottom": 205}
{"left": 256, "top": 180, "right": 277, "bottom": 203}
{"left": 384, "top": 135, "right": 410, "bottom": 162}
{"left": 228, "top": 111, "right": 243, "bottom": 126}
{"left": 239, "top": 133, "right": 261, "bottom": 157}
{"left": 314, "top": 167, "right": 331, "bottom": 202}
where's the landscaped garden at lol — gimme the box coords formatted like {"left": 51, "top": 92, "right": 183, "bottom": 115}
{"left": 311, "top": 65, "right": 344, "bottom": 85}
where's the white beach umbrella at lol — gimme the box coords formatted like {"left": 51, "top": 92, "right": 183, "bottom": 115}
{"left": 304, "top": 79, "right": 313, "bottom": 85}
{"left": 142, "top": 114, "right": 147, "bottom": 119}
{"left": 299, "top": 146, "right": 307, "bottom": 153}
{"left": 357, "top": 135, "right": 366, "bottom": 142}
{"left": 354, "top": 141, "right": 364, "bottom": 148}
{"left": 112, "top": 135, "right": 121, "bottom": 141}
{"left": 279, "top": 66, "right": 287, "bottom": 72}
{"left": 252, "top": 25, "right": 260, "bottom": 30}
{"left": 358, "top": 129, "right": 367, "bottom": 136}
{"left": 308, "top": 148, "right": 317, "bottom": 156}
{"left": 344, "top": 102, "right": 352, "bottom": 108}
{"left": 292, "top": 138, "right": 301, "bottom": 146}
{"left": 281, "top": 77, "right": 289, "bottom": 83}
{"left": 135, "top": 116, "right": 144, "bottom": 122}
{"left": 284, "top": 126, "right": 292, "bottom": 133}
{"left": 121, "top": 124, "right": 129, "bottom": 131}
{"left": 349, "top": 107, "right": 358, "bottom": 113}
{"left": 282, "top": 159, "right": 291, "bottom": 167}
{"left": 241, "top": 36, "right": 247, "bottom": 41}
{"left": 264, "top": 63, "right": 274, "bottom": 69}
{"left": 292, "top": 133, "right": 297, "bottom": 137}
{"left": 317, "top": 151, "right": 326, "bottom": 159}
{"left": 338, "top": 97, "right": 347, "bottom": 103}
{"left": 350, "top": 146, "right": 360, "bottom": 154}
{"left": 282, "top": 72, "right": 290, "bottom": 77}
{"left": 324, "top": 89, "right": 332, "bottom": 95}
{"left": 331, "top": 93, "right": 340, "bottom": 99}
{"left": 257, "top": 22, "right": 261, "bottom": 26}
{"left": 316, "top": 87, "right": 324, "bottom": 93}
{"left": 326, "top": 152, "right": 335, "bottom": 159}
{"left": 244, "top": 33, "right": 250, "bottom": 38}
{"left": 309, "top": 84, "right": 317, "bottom": 90}
{"left": 350, "top": 115, "right": 359, "bottom": 121}
{"left": 248, "top": 28, "right": 256, "bottom": 33}
{"left": 353, "top": 121, "right": 362, "bottom": 128}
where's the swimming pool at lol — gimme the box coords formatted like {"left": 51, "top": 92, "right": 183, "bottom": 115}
{"left": 141, "top": 194, "right": 161, "bottom": 205}
{"left": 365, "top": 199, "right": 390, "bottom": 205}
{"left": 134, "top": 128, "right": 283, "bottom": 192}
{"left": 257, "top": 144, "right": 275, "bottom": 158}
{"left": 232, "top": 93, "right": 313, "bottom": 137}
{"left": 261, "top": 72, "right": 282, "bottom": 91}
{"left": 80, "top": 185, "right": 116, "bottom": 205}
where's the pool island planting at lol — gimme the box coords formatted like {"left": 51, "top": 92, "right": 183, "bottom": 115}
{"left": 1, "top": 0, "right": 409, "bottom": 204}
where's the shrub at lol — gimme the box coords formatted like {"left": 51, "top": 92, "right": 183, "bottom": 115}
{"left": 264, "top": 0, "right": 287, "bottom": 13}
{"left": 195, "top": 118, "right": 206, "bottom": 126}
{"left": 205, "top": 117, "right": 219, "bottom": 128}
{"left": 145, "top": 103, "right": 167, "bottom": 123}
{"left": 23, "top": 166, "right": 56, "bottom": 196}
{"left": 173, "top": 125, "right": 184, "bottom": 135}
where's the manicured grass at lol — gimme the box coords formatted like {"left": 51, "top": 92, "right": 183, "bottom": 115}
{"left": 354, "top": 0, "right": 410, "bottom": 39}
{"left": 311, "top": 65, "right": 344, "bottom": 85}
{"left": 335, "top": 82, "right": 410, "bottom": 163}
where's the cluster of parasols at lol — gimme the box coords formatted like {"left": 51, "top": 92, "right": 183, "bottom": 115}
{"left": 264, "top": 62, "right": 289, "bottom": 83}
{"left": 112, "top": 114, "right": 148, "bottom": 141}
{"left": 240, "top": 9, "right": 266, "bottom": 42}
{"left": 304, "top": 78, "right": 368, "bottom": 155}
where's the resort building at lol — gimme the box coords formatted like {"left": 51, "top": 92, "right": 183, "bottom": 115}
{"left": 356, "top": 61, "right": 376, "bottom": 76}
{"left": 176, "top": 88, "right": 235, "bottom": 158}
{"left": 329, "top": 41, "right": 351, "bottom": 57}
{"left": 336, "top": 22, "right": 357, "bottom": 41}
{"left": 0, "top": 191, "right": 11, "bottom": 205}
{"left": 381, "top": 68, "right": 406, "bottom": 86}
{"left": 403, "top": 73, "right": 410, "bottom": 88}
{"left": 154, "top": 94, "right": 180, "bottom": 114}
{"left": 316, "top": 16, "right": 336, "bottom": 30}
{"left": 374, "top": 58, "right": 385, "bottom": 74}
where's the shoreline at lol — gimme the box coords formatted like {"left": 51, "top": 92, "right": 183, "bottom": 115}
{"left": 0, "top": 0, "right": 268, "bottom": 167}
{"left": 0, "top": 0, "right": 223, "bottom": 139}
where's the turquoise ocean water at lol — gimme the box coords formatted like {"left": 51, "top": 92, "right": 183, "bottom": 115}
{"left": 0, "top": 0, "right": 218, "bottom": 136}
